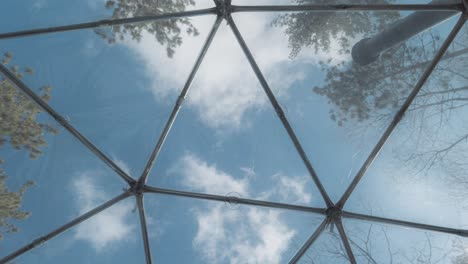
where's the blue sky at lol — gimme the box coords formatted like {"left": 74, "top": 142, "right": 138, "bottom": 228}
{"left": 0, "top": 0, "right": 467, "bottom": 263}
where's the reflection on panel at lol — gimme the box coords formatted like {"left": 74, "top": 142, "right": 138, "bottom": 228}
{"left": 0, "top": 0, "right": 466, "bottom": 263}
{"left": 0, "top": 0, "right": 215, "bottom": 33}
{"left": 147, "top": 22, "right": 326, "bottom": 208}
{"left": 0, "top": 76, "right": 127, "bottom": 258}
{"left": 144, "top": 193, "right": 324, "bottom": 264}
{"left": 343, "top": 218, "right": 467, "bottom": 264}
{"left": 297, "top": 225, "right": 350, "bottom": 264}
{"left": 233, "top": 9, "right": 460, "bottom": 201}
{"left": 11, "top": 197, "right": 144, "bottom": 264}
{"left": 0, "top": 15, "right": 216, "bottom": 176}
{"left": 346, "top": 21, "right": 468, "bottom": 229}
{"left": 233, "top": 0, "right": 460, "bottom": 6}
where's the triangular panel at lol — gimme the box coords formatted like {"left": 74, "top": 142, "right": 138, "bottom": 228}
{"left": 346, "top": 20, "right": 468, "bottom": 230}
{"left": 298, "top": 224, "right": 350, "bottom": 264}
{"left": 0, "top": 1, "right": 216, "bottom": 33}
{"left": 146, "top": 22, "right": 326, "bottom": 208}
{"left": 342, "top": 217, "right": 467, "bottom": 264}
{"left": 233, "top": 10, "right": 461, "bottom": 201}
{"left": 0, "top": 86, "right": 129, "bottom": 259}
{"left": 7, "top": 197, "right": 144, "bottom": 264}
{"left": 0, "top": 15, "right": 217, "bottom": 176}
{"left": 144, "top": 192, "right": 324, "bottom": 264}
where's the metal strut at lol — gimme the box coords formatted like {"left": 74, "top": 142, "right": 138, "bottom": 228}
{"left": 223, "top": 0, "right": 334, "bottom": 208}
{"left": 336, "top": 15, "right": 467, "bottom": 209}
{"left": 138, "top": 16, "right": 223, "bottom": 184}
{"left": 231, "top": 3, "right": 464, "bottom": 13}
{"left": 136, "top": 194, "right": 153, "bottom": 264}
{"left": 0, "top": 191, "right": 132, "bottom": 264}
{"left": 0, "top": 64, "right": 135, "bottom": 185}
{"left": 0, "top": 8, "right": 218, "bottom": 40}
{"left": 464, "top": 0, "right": 468, "bottom": 18}
{"left": 1, "top": 1, "right": 467, "bottom": 264}
{"left": 144, "top": 185, "right": 327, "bottom": 215}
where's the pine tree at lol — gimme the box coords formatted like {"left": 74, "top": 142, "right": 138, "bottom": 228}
{"left": 98, "top": 0, "right": 199, "bottom": 57}
{"left": 0, "top": 52, "right": 57, "bottom": 239}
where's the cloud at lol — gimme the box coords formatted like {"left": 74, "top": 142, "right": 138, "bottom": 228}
{"left": 240, "top": 166, "right": 256, "bottom": 179}
{"left": 112, "top": 157, "right": 132, "bottom": 176}
{"left": 175, "top": 153, "right": 249, "bottom": 196}
{"left": 275, "top": 175, "right": 312, "bottom": 204}
{"left": 71, "top": 173, "right": 135, "bottom": 251}
{"left": 122, "top": 5, "right": 346, "bottom": 130}
{"left": 193, "top": 204, "right": 295, "bottom": 264}
{"left": 173, "top": 153, "right": 305, "bottom": 263}
{"left": 87, "top": 0, "right": 106, "bottom": 10}
{"left": 32, "top": 0, "right": 46, "bottom": 10}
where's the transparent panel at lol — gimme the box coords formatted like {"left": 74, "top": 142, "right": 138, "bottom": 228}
{"left": 0, "top": 15, "right": 216, "bottom": 176}
{"left": 233, "top": 0, "right": 461, "bottom": 6}
{"left": 1, "top": 1, "right": 466, "bottom": 263}
{"left": 0, "top": 0, "right": 215, "bottom": 33}
{"left": 10, "top": 197, "right": 145, "bottom": 264}
{"left": 346, "top": 22, "right": 468, "bottom": 229}
{"left": 145, "top": 193, "right": 324, "bottom": 263}
{"left": 233, "top": 11, "right": 460, "bottom": 201}
{"left": 147, "top": 22, "right": 326, "bottom": 207}
{"left": 298, "top": 224, "right": 350, "bottom": 264}
{"left": 343, "top": 218, "right": 467, "bottom": 264}
{"left": 0, "top": 81, "right": 127, "bottom": 258}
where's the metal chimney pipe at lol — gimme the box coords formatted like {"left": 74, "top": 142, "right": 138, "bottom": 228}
{"left": 351, "top": 0, "right": 460, "bottom": 65}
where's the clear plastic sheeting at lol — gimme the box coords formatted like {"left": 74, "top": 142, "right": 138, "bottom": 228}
{"left": 346, "top": 21, "right": 468, "bottom": 230}
{"left": 297, "top": 227, "right": 351, "bottom": 264}
{"left": 0, "top": 0, "right": 215, "bottom": 33}
{"left": 233, "top": 10, "right": 459, "bottom": 201}
{"left": 148, "top": 22, "right": 326, "bottom": 208}
{"left": 144, "top": 193, "right": 325, "bottom": 263}
{"left": 343, "top": 218, "right": 465, "bottom": 264}
{"left": 232, "top": 0, "right": 463, "bottom": 6}
{"left": 0, "top": 15, "right": 217, "bottom": 177}
{"left": 0, "top": 0, "right": 467, "bottom": 264}
{"left": 10, "top": 197, "right": 145, "bottom": 264}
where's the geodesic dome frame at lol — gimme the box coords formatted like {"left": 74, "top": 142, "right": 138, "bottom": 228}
{"left": 1, "top": 0, "right": 468, "bottom": 263}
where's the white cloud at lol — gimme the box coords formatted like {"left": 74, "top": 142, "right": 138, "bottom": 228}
{"left": 175, "top": 153, "right": 249, "bottom": 196}
{"left": 82, "top": 38, "right": 100, "bottom": 57}
{"left": 87, "top": 0, "right": 106, "bottom": 10}
{"left": 122, "top": 6, "right": 347, "bottom": 130}
{"left": 275, "top": 174, "right": 312, "bottom": 204}
{"left": 240, "top": 166, "right": 256, "bottom": 179}
{"left": 193, "top": 204, "right": 295, "bottom": 264}
{"left": 71, "top": 174, "right": 135, "bottom": 251}
{"left": 173, "top": 153, "right": 302, "bottom": 263}
{"left": 112, "top": 157, "right": 132, "bottom": 176}
{"left": 32, "top": 0, "right": 46, "bottom": 10}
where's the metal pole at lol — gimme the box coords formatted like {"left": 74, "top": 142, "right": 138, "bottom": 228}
{"left": 342, "top": 211, "right": 468, "bottom": 237}
{"left": 138, "top": 16, "right": 223, "bottom": 184}
{"left": 352, "top": 0, "right": 461, "bottom": 65}
{"left": 0, "top": 191, "right": 132, "bottom": 264}
{"left": 336, "top": 15, "right": 466, "bottom": 209}
{"left": 143, "top": 185, "right": 327, "bottom": 215}
{"left": 226, "top": 15, "right": 334, "bottom": 208}
{"left": 288, "top": 218, "right": 329, "bottom": 264}
{"left": 335, "top": 219, "right": 357, "bottom": 264}
{"left": 231, "top": 3, "right": 464, "bottom": 13}
{"left": 0, "top": 8, "right": 217, "bottom": 40}
{"left": 0, "top": 64, "right": 135, "bottom": 185}
{"left": 136, "top": 194, "right": 153, "bottom": 264}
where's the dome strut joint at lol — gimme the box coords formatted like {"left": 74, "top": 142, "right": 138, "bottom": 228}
{"left": 326, "top": 205, "right": 342, "bottom": 223}
{"left": 129, "top": 181, "right": 145, "bottom": 196}
{"left": 215, "top": 0, "right": 232, "bottom": 20}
